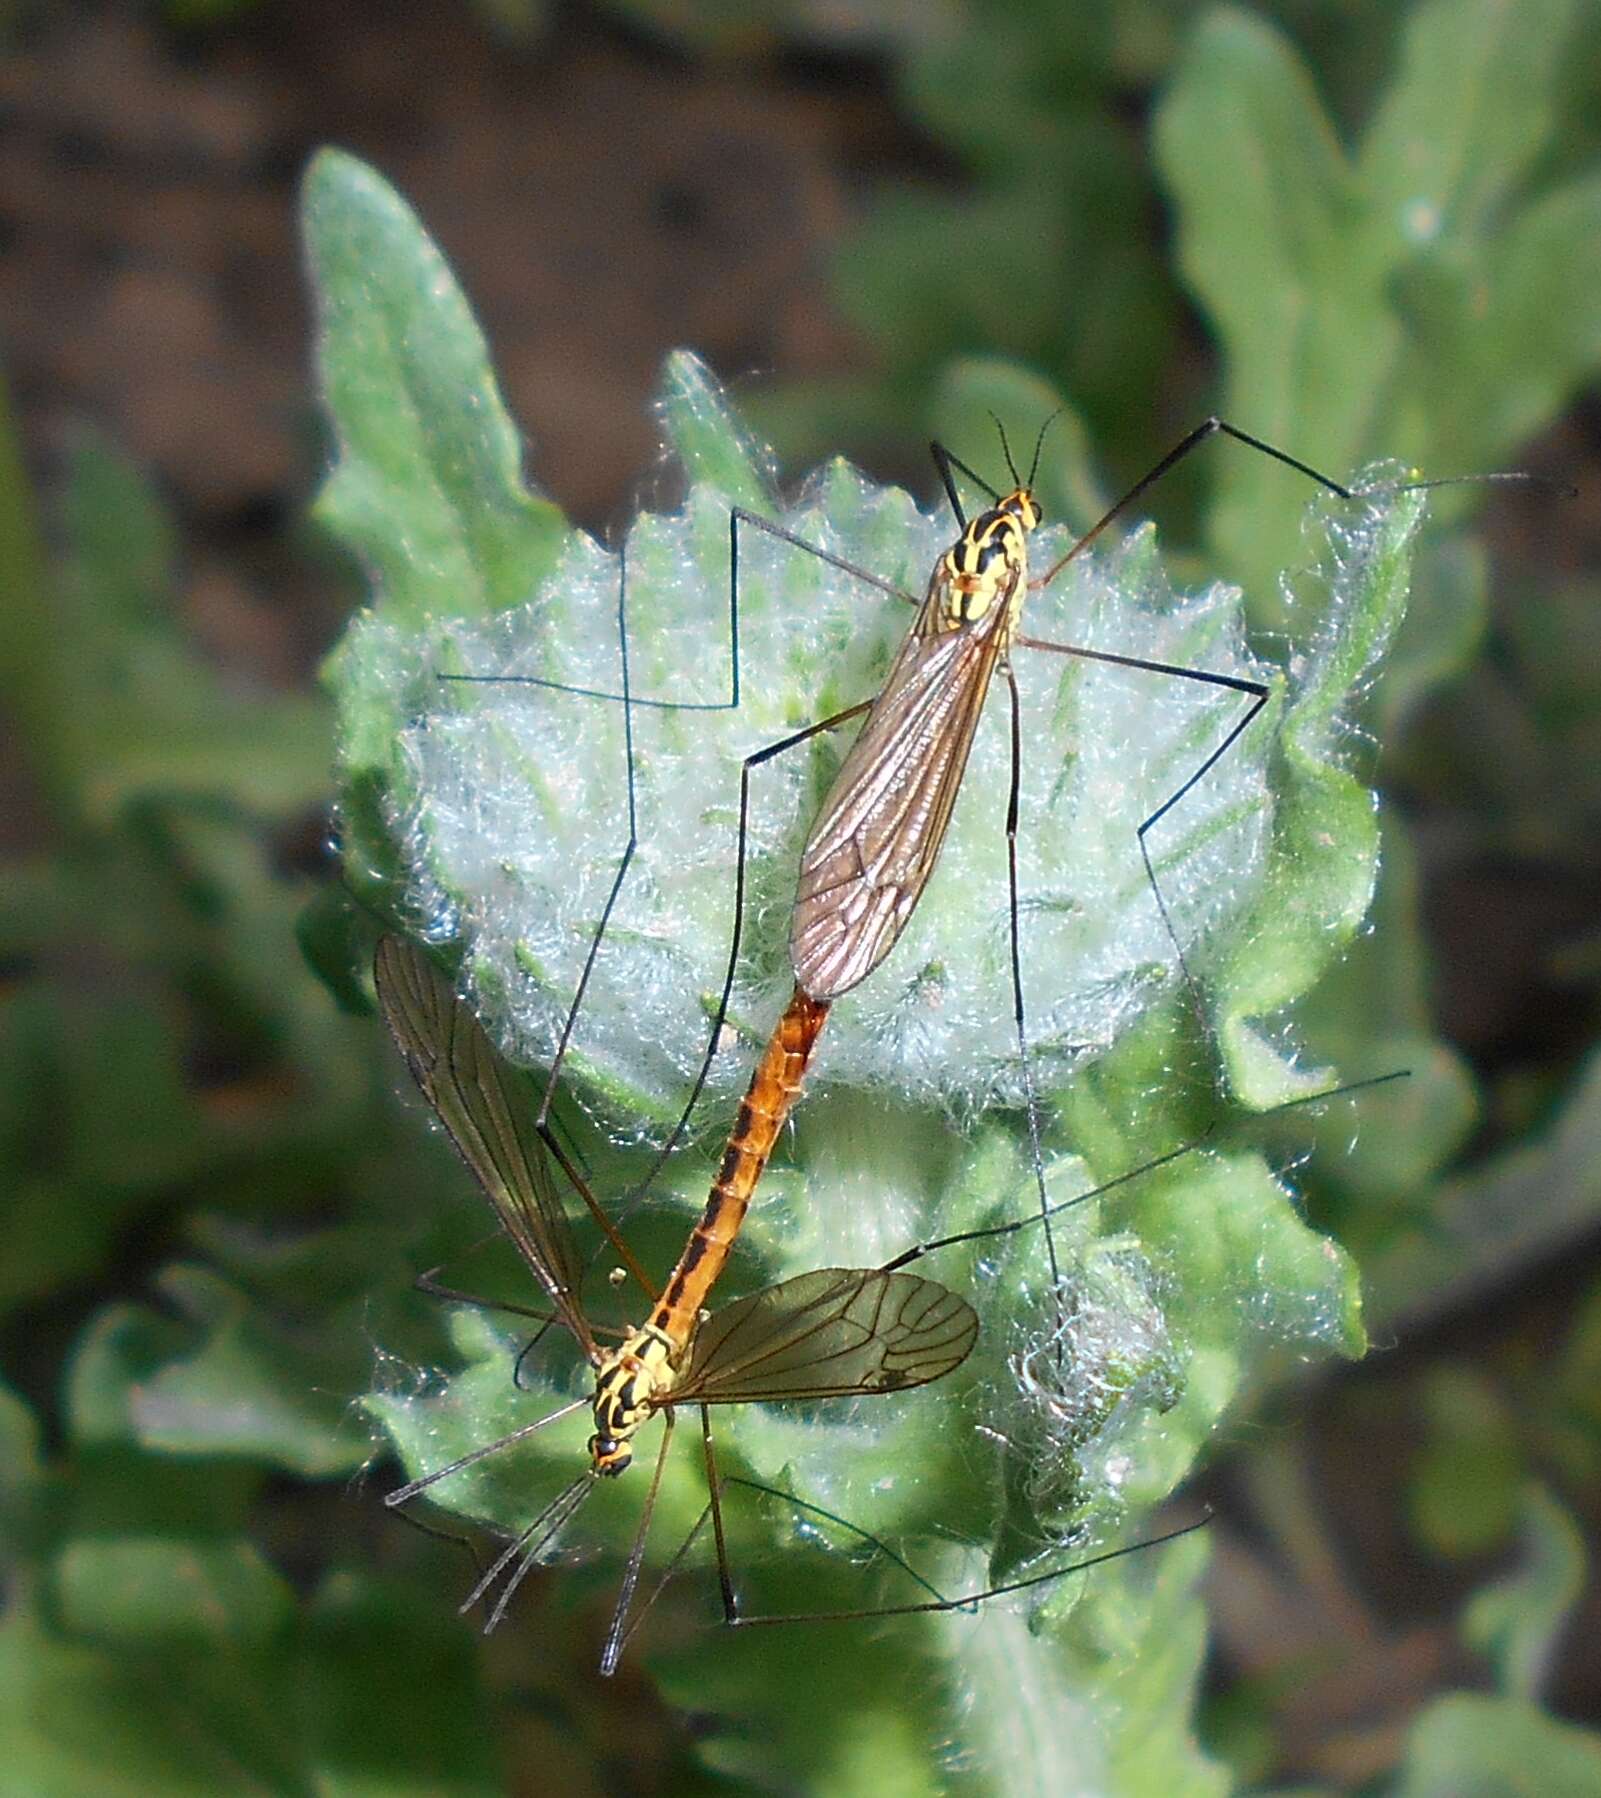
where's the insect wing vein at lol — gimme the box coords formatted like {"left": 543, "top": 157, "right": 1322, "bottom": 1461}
{"left": 678, "top": 1269, "right": 977, "bottom": 1404}
{"left": 803, "top": 630, "right": 972, "bottom": 867}
{"left": 793, "top": 612, "right": 1005, "bottom": 995}
{"left": 374, "top": 938, "right": 597, "bottom": 1358}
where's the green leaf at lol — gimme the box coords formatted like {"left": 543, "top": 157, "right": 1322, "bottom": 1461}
{"left": 1394, "top": 1692, "right": 1601, "bottom": 1798}
{"left": 0, "top": 1604, "right": 303, "bottom": 1797}
{"left": 300, "top": 1573, "right": 498, "bottom": 1798}
{"left": 1155, "top": 9, "right": 1398, "bottom": 609}
{"left": 303, "top": 147, "right": 575, "bottom": 927}
{"left": 1463, "top": 1485, "right": 1585, "bottom": 1701}
{"left": 1358, "top": 0, "right": 1580, "bottom": 249}
{"left": 1368, "top": 1044, "right": 1601, "bottom": 1336}
{"left": 1372, "top": 532, "right": 1489, "bottom": 743}
{"left": 655, "top": 348, "right": 771, "bottom": 510}
{"left": 54, "top": 1538, "right": 295, "bottom": 1650}
{"left": 334, "top": 366, "right": 1421, "bottom": 1139}
{"left": 1287, "top": 819, "right": 1478, "bottom": 1249}
{"left": 1210, "top": 485, "right": 1425, "bottom": 1102}
{"left": 1477, "top": 169, "right": 1601, "bottom": 448}
{"left": 303, "top": 147, "right": 567, "bottom": 630}
{"left": 59, "top": 436, "right": 330, "bottom": 824}
{"left": 121, "top": 1266, "right": 372, "bottom": 1477}
{"left": 1408, "top": 1367, "right": 1522, "bottom": 1557}
{"left": 1157, "top": 1, "right": 1599, "bottom": 620}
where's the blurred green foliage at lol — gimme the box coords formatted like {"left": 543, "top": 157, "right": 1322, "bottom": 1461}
{"left": 2, "top": 0, "right": 1600, "bottom": 1792}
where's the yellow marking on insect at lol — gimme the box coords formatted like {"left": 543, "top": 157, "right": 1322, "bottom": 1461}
{"left": 935, "top": 487, "right": 1041, "bottom": 629}
{"left": 376, "top": 935, "right": 980, "bottom": 1670}
{"left": 590, "top": 1322, "right": 677, "bottom": 1477}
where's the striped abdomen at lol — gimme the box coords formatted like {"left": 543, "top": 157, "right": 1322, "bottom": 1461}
{"left": 650, "top": 983, "right": 830, "bottom": 1353}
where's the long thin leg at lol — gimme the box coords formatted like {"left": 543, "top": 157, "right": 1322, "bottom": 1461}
{"left": 439, "top": 524, "right": 734, "bottom": 1234}
{"left": 1001, "top": 661, "right": 1061, "bottom": 1356}
{"left": 599, "top": 1409, "right": 675, "bottom": 1676}
{"left": 726, "top": 1513, "right": 1211, "bottom": 1629}
{"left": 393, "top": 1466, "right": 590, "bottom": 1633}
{"left": 461, "top": 505, "right": 917, "bottom": 1215}
{"left": 929, "top": 413, "right": 1062, "bottom": 531}
{"left": 1034, "top": 422, "right": 1560, "bottom": 592}
{"left": 616, "top": 1420, "right": 960, "bottom": 1665}
{"left": 1033, "top": 416, "right": 1355, "bottom": 594}
{"left": 413, "top": 1260, "right": 580, "bottom": 1331}
{"left": 416, "top": 1270, "right": 601, "bottom": 1335}
{"left": 384, "top": 1395, "right": 590, "bottom": 1508}
{"left": 877, "top": 1070, "right": 1408, "bottom": 1274}
{"left": 717, "top": 1473, "right": 956, "bottom": 1609}
{"left": 536, "top": 1097, "right": 659, "bottom": 1300}
{"left": 731, "top": 506, "right": 919, "bottom": 610}
{"left": 535, "top": 539, "right": 641, "bottom": 1131}
{"left": 1023, "top": 417, "right": 1453, "bottom": 995}
{"left": 387, "top": 1500, "right": 489, "bottom": 1586}
{"left": 930, "top": 441, "right": 998, "bottom": 528}
{"left": 476, "top": 1470, "right": 595, "bottom": 1633}
{"left": 618, "top": 691, "right": 875, "bottom": 1212}
{"left": 702, "top": 1403, "right": 737, "bottom": 1621}
{"left": 610, "top": 507, "right": 923, "bottom": 1200}
{"left": 606, "top": 1428, "right": 721, "bottom": 1667}
{"left": 1017, "top": 416, "right": 1345, "bottom": 1017}
{"left": 524, "top": 545, "right": 701, "bottom": 1292}
{"left": 429, "top": 539, "right": 664, "bottom": 1300}
{"left": 1017, "top": 632, "right": 1272, "bottom": 1004}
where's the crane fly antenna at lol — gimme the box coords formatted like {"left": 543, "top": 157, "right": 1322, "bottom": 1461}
{"left": 988, "top": 410, "right": 1022, "bottom": 488}
{"left": 1026, "top": 408, "right": 1063, "bottom": 490}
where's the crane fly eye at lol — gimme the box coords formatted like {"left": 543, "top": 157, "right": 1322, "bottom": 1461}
{"left": 589, "top": 1433, "right": 631, "bottom": 1476}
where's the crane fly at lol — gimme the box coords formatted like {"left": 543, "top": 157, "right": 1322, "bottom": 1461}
{"left": 634, "top": 420, "right": 1548, "bottom": 1316}
{"left": 599, "top": 417, "right": 1368, "bottom": 1330}
{"left": 447, "top": 417, "right": 1331, "bottom": 1340}
{"left": 373, "top": 934, "right": 976, "bottom": 1674}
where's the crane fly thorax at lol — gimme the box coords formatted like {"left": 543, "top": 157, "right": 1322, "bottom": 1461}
{"left": 933, "top": 486, "right": 1041, "bottom": 636}
{"left": 589, "top": 1322, "right": 677, "bottom": 1477}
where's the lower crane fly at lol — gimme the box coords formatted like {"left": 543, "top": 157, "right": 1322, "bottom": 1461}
{"left": 375, "top": 935, "right": 1218, "bottom": 1671}
{"left": 373, "top": 934, "right": 976, "bottom": 1674}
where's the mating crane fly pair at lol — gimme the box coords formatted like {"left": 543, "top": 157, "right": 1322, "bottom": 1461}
{"left": 382, "top": 410, "right": 1496, "bottom": 1668}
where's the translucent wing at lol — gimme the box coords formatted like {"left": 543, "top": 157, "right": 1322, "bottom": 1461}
{"left": 676, "top": 1269, "right": 977, "bottom": 1405}
{"left": 791, "top": 571, "right": 1015, "bottom": 999}
{"left": 373, "top": 936, "right": 597, "bottom": 1360}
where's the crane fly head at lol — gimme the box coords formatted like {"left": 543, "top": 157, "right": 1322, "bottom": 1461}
{"left": 589, "top": 1323, "right": 676, "bottom": 1477}
{"left": 939, "top": 486, "right": 1041, "bottom": 627}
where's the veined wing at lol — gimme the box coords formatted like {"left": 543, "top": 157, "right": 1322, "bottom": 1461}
{"left": 676, "top": 1268, "right": 977, "bottom": 1405}
{"left": 373, "top": 936, "right": 597, "bottom": 1360}
{"left": 791, "top": 575, "right": 1014, "bottom": 999}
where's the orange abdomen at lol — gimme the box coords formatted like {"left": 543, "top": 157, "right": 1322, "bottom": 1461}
{"left": 651, "top": 983, "right": 830, "bottom": 1351}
